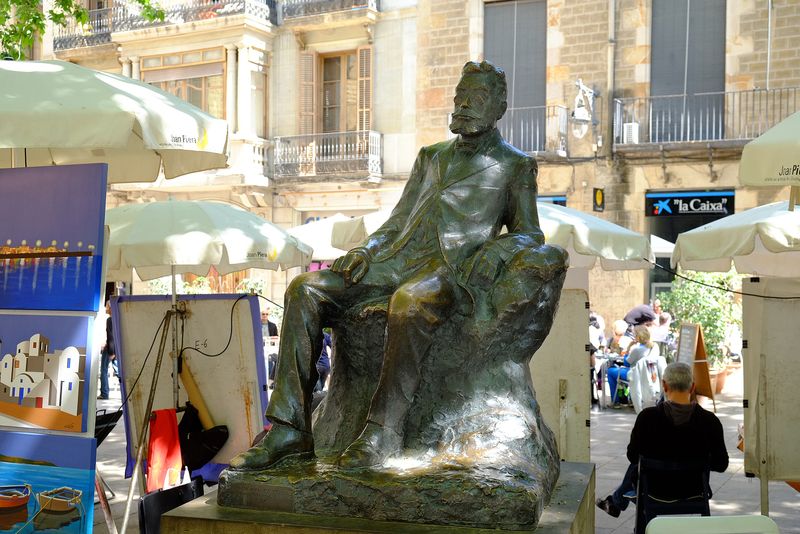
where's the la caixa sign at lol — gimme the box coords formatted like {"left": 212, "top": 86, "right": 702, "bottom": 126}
{"left": 646, "top": 190, "right": 734, "bottom": 217}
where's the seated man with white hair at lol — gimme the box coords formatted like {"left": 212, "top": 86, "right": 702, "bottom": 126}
{"left": 596, "top": 362, "right": 728, "bottom": 518}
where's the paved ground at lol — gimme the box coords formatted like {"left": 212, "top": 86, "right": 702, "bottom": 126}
{"left": 94, "top": 366, "right": 799, "bottom": 533}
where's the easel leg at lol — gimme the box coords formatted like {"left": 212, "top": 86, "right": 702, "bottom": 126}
{"left": 96, "top": 472, "right": 118, "bottom": 534}
{"left": 758, "top": 352, "right": 770, "bottom": 516}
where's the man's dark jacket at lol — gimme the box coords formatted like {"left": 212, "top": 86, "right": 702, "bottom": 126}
{"left": 627, "top": 402, "right": 728, "bottom": 499}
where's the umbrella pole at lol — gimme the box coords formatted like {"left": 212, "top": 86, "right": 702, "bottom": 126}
{"left": 171, "top": 265, "right": 180, "bottom": 409}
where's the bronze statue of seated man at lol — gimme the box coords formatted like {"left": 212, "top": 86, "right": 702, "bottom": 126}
{"left": 229, "top": 60, "right": 568, "bottom": 472}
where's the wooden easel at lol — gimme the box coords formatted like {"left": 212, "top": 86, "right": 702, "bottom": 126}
{"left": 676, "top": 323, "right": 715, "bottom": 412}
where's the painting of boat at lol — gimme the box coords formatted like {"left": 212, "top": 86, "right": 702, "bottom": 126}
{"left": 37, "top": 486, "right": 82, "bottom": 513}
{"left": 0, "top": 484, "right": 31, "bottom": 509}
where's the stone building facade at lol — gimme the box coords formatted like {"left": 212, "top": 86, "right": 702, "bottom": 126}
{"left": 41, "top": 0, "right": 798, "bottom": 326}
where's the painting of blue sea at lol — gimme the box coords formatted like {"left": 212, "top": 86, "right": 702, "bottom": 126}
{"left": 0, "top": 431, "right": 95, "bottom": 533}
{"left": 0, "top": 165, "right": 107, "bottom": 312}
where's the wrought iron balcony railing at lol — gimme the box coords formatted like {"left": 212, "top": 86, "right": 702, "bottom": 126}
{"left": 613, "top": 87, "right": 800, "bottom": 146}
{"left": 274, "top": 130, "right": 382, "bottom": 178}
{"left": 54, "top": 0, "right": 276, "bottom": 49}
{"left": 281, "top": 0, "right": 377, "bottom": 19}
{"left": 53, "top": 8, "right": 113, "bottom": 51}
{"left": 112, "top": 0, "right": 277, "bottom": 32}
{"left": 499, "top": 105, "right": 568, "bottom": 155}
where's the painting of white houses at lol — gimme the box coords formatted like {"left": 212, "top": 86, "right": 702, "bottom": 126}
{"left": 0, "top": 333, "right": 86, "bottom": 417}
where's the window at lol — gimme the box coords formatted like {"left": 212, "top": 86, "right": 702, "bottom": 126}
{"left": 650, "top": 0, "right": 726, "bottom": 142}
{"left": 69, "top": 383, "right": 73, "bottom": 391}
{"left": 14, "top": 361, "right": 19, "bottom": 368}
{"left": 33, "top": 342, "right": 37, "bottom": 349}
{"left": 484, "top": 0, "right": 547, "bottom": 152}
{"left": 66, "top": 358, "right": 71, "bottom": 369}
{"left": 142, "top": 49, "right": 225, "bottom": 119}
{"left": 322, "top": 54, "right": 359, "bottom": 133}
{"left": 298, "top": 47, "right": 372, "bottom": 134}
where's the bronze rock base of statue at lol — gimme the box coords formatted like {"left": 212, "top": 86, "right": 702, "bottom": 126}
{"left": 220, "top": 453, "right": 552, "bottom": 530}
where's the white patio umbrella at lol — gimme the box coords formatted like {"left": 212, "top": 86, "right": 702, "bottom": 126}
{"left": 331, "top": 202, "right": 654, "bottom": 270}
{"left": 671, "top": 201, "right": 800, "bottom": 277}
{"left": 739, "top": 111, "right": 800, "bottom": 189}
{"left": 106, "top": 200, "right": 313, "bottom": 282}
{"left": 286, "top": 213, "right": 350, "bottom": 261}
{"left": 651, "top": 235, "right": 675, "bottom": 257}
{"left": 0, "top": 60, "right": 229, "bottom": 183}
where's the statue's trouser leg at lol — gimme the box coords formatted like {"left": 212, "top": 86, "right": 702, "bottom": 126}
{"left": 366, "top": 263, "right": 458, "bottom": 434}
{"left": 266, "top": 270, "right": 383, "bottom": 434}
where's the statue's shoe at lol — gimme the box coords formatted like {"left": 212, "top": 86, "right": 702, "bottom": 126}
{"left": 337, "top": 422, "right": 402, "bottom": 468}
{"left": 229, "top": 423, "right": 314, "bottom": 470}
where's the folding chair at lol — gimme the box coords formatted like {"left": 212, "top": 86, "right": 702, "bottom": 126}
{"left": 645, "top": 514, "right": 779, "bottom": 534}
{"left": 635, "top": 456, "right": 711, "bottom": 533}
{"left": 138, "top": 477, "right": 204, "bottom": 534}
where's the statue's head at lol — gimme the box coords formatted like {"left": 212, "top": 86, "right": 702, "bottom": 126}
{"left": 449, "top": 60, "right": 508, "bottom": 136}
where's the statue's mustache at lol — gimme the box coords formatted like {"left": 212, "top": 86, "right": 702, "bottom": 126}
{"left": 452, "top": 111, "right": 481, "bottom": 120}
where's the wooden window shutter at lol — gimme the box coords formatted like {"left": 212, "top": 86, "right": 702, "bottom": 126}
{"left": 299, "top": 51, "right": 317, "bottom": 135}
{"left": 357, "top": 45, "right": 372, "bottom": 132}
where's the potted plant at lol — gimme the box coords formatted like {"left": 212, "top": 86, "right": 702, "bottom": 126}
{"left": 660, "top": 270, "right": 742, "bottom": 394}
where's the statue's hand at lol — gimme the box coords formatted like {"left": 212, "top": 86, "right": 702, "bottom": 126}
{"left": 466, "top": 245, "right": 504, "bottom": 290}
{"left": 331, "top": 249, "right": 371, "bottom": 287}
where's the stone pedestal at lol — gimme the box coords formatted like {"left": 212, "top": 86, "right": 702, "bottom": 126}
{"left": 162, "top": 462, "right": 594, "bottom": 534}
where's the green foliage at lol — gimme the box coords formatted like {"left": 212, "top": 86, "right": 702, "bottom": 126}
{"left": 182, "top": 276, "right": 212, "bottom": 294}
{"left": 237, "top": 277, "right": 267, "bottom": 296}
{"left": 146, "top": 276, "right": 213, "bottom": 295}
{"left": 660, "top": 270, "right": 742, "bottom": 369}
{"left": 146, "top": 277, "right": 170, "bottom": 295}
{"left": 1, "top": 0, "right": 163, "bottom": 60}
{"left": 237, "top": 277, "right": 284, "bottom": 326}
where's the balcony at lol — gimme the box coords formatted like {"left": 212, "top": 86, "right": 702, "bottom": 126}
{"left": 53, "top": 0, "right": 277, "bottom": 50}
{"left": 613, "top": 87, "right": 800, "bottom": 151}
{"left": 499, "top": 105, "right": 568, "bottom": 156}
{"left": 448, "top": 105, "right": 568, "bottom": 156}
{"left": 229, "top": 137, "right": 270, "bottom": 177}
{"left": 281, "top": 0, "right": 377, "bottom": 19}
{"left": 53, "top": 8, "right": 113, "bottom": 51}
{"left": 274, "top": 130, "right": 382, "bottom": 179}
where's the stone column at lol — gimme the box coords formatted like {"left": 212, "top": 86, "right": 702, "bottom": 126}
{"left": 130, "top": 56, "right": 140, "bottom": 80}
{"left": 225, "top": 44, "right": 238, "bottom": 132}
{"left": 119, "top": 56, "right": 132, "bottom": 78}
{"left": 237, "top": 45, "right": 252, "bottom": 136}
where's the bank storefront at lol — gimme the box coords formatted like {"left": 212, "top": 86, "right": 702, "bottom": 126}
{"left": 645, "top": 189, "right": 735, "bottom": 298}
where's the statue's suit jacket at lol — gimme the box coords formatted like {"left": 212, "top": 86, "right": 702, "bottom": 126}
{"left": 360, "top": 128, "right": 544, "bottom": 281}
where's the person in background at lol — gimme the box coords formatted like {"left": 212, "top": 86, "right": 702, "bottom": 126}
{"left": 607, "top": 319, "right": 634, "bottom": 356}
{"left": 623, "top": 304, "right": 657, "bottom": 338}
{"left": 98, "top": 299, "right": 115, "bottom": 400}
{"left": 261, "top": 308, "right": 279, "bottom": 339}
{"left": 314, "top": 329, "right": 332, "bottom": 392}
{"left": 262, "top": 308, "right": 279, "bottom": 384}
{"left": 652, "top": 298, "right": 663, "bottom": 316}
{"left": 606, "top": 319, "right": 635, "bottom": 406}
{"left": 627, "top": 325, "right": 660, "bottom": 368}
{"left": 589, "top": 311, "right": 606, "bottom": 358}
{"left": 589, "top": 312, "right": 607, "bottom": 405}
{"left": 596, "top": 362, "right": 728, "bottom": 518}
